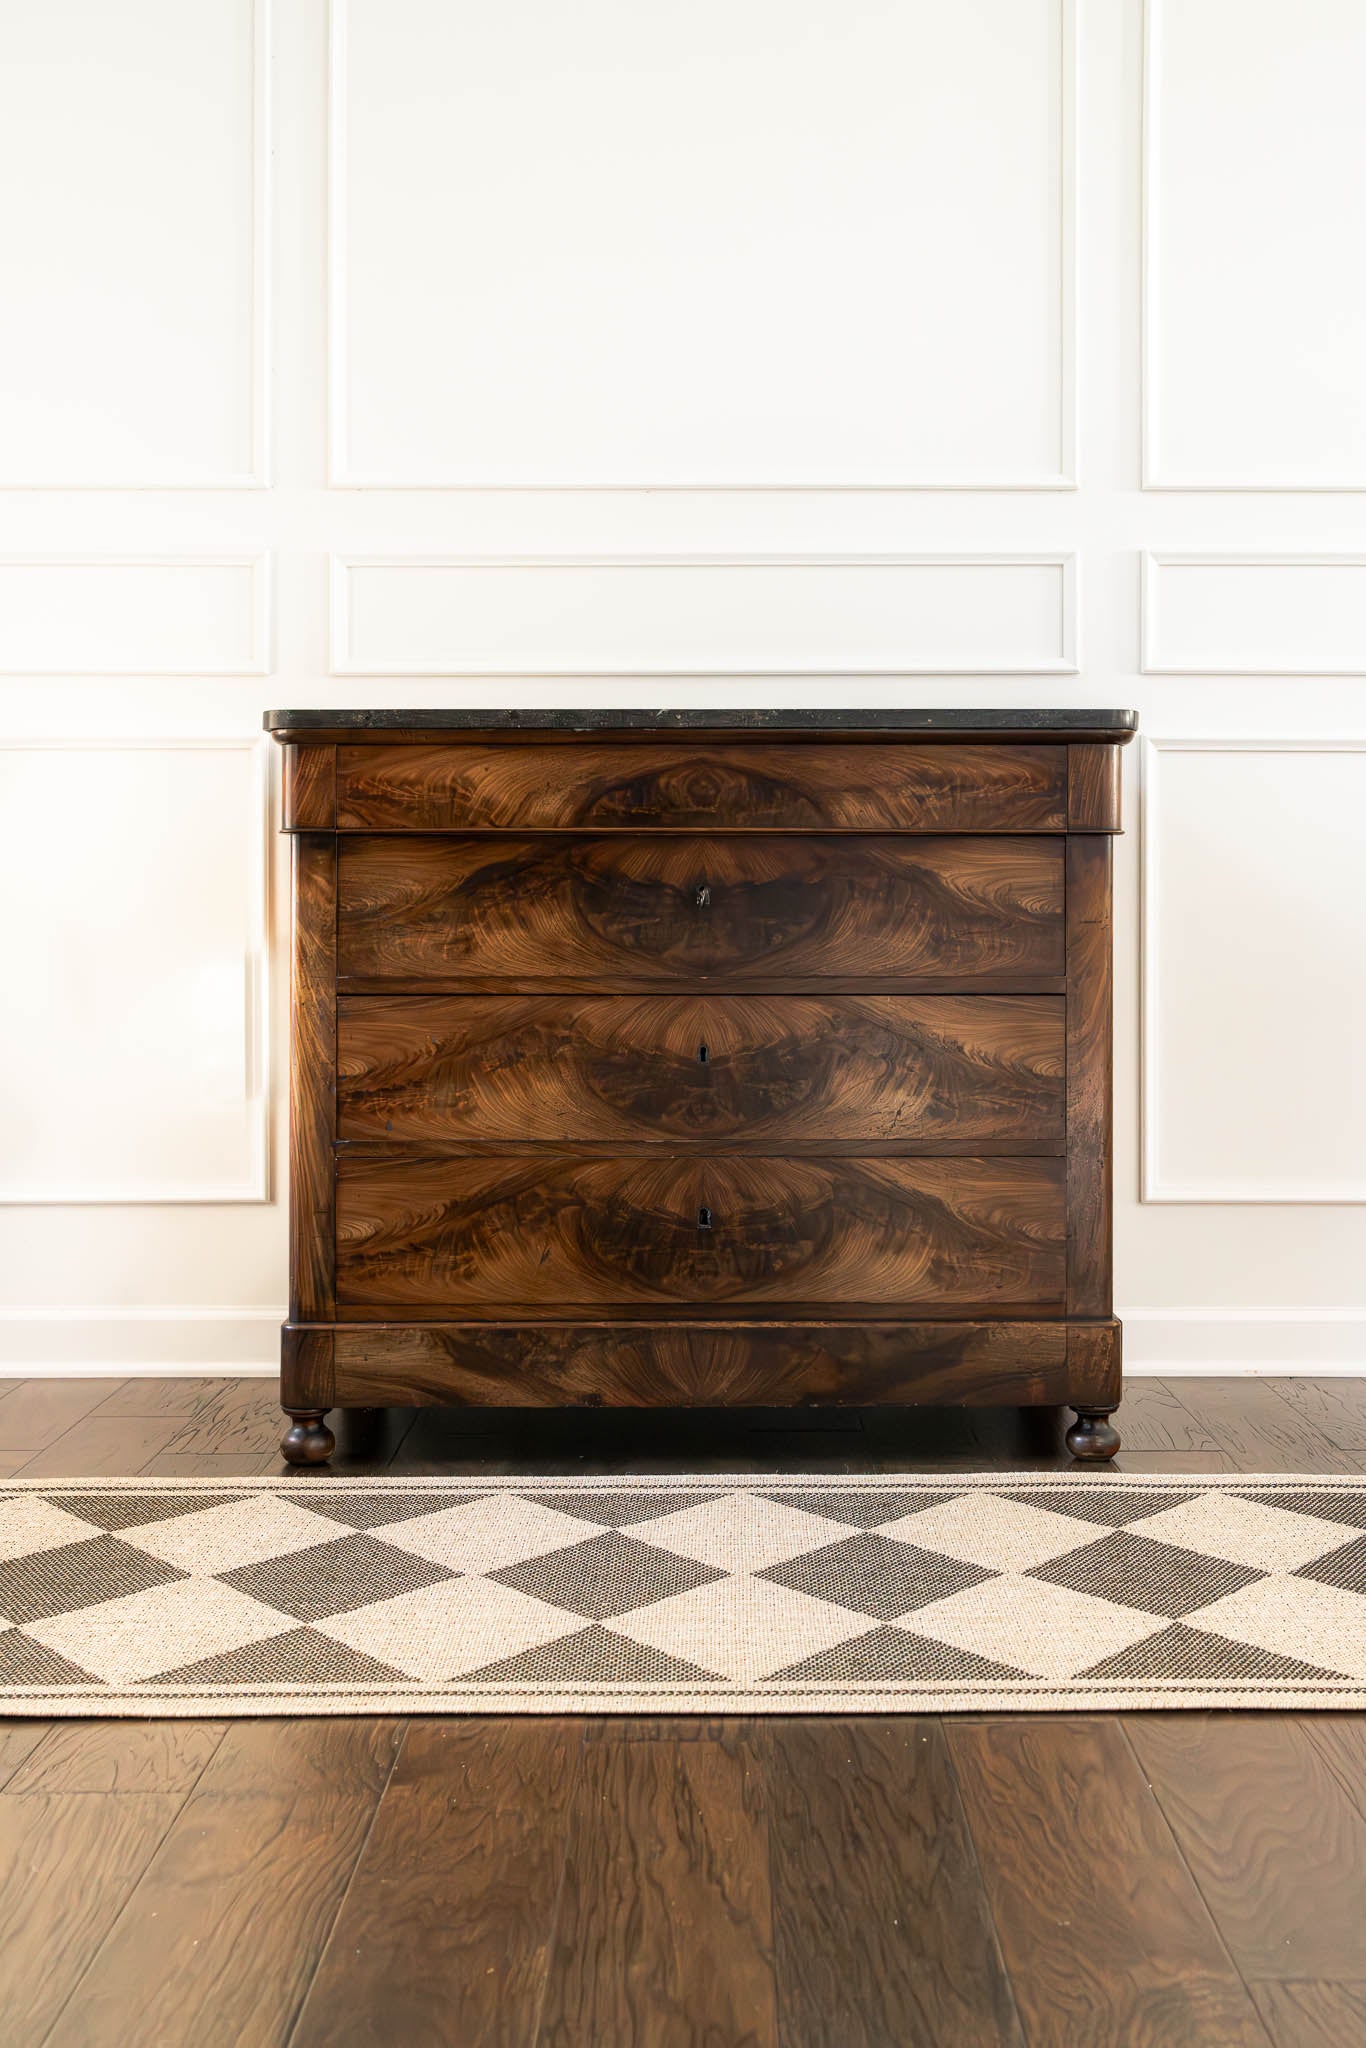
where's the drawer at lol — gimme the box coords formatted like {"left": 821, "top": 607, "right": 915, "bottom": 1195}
{"left": 335, "top": 741, "right": 1065, "bottom": 832}
{"left": 337, "top": 993, "right": 1065, "bottom": 1148}
{"left": 335, "top": 1151, "right": 1066, "bottom": 1313}
{"left": 335, "top": 835, "right": 1065, "bottom": 988}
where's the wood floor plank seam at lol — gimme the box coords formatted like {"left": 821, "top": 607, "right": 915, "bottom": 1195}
{"left": 1116, "top": 1718, "right": 1284, "bottom": 2036}
{"left": 1291, "top": 1717, "right": 1366, "bottom": 1850}
{"left": 29, "top": 1744, "right": 222, "bottom": 2048}
{"left": 936, "top": 1712, "right": 1033, "bottom": 2048}
{"left": 950, "top": 1715, "right": 1277, "bottom": 2048}
{"left": 1261, "top": 1379, "right": 1366, "bottom": 1454}
{"left": 527, "top": 1721, "right": 590, "bottom": 2048}
{"left": 4, "top": 1723, "right": 230, "bottom": 1800}
{"left": 279, "top": 1718, "right": 411, "bottom": 2048}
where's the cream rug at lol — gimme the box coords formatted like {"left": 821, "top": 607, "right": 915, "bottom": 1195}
{"left": 1, "top": 1473, "right": 1363, "bottom": 1715}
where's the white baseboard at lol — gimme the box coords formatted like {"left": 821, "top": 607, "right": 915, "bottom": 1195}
{"left": 0, "top": 1309, "right": 282, "bottom": 1375}
{"left": 1, "top": 1308, "right": 1362, "bottom": 1379}
{"left": 1119, "top": 1309, "right": 1366, "bottom": 1376}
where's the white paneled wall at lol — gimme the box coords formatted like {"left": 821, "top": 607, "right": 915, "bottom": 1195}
{"left": 0, "top": 0, "right": 267, "bottom": 487}
{"left": 331, "top": 0, "right": 1074, "bottom": 487}
{"left": 0, "top": 743, "right": 269, "bottom": 1203}
{"left": 1144, "top": 0, "right": 1366, "bottom": 488}
{"left": 332, "top": 556, "right": 1079, "bottom": 677}
{"left": 1, "top": 0, "right": 1363, "bottom": 1375}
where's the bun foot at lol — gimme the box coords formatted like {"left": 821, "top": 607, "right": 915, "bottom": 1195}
{"left": 281, "top": 1410, "right": 335, "bottom": 1466}
{"left": 1066, "top": 1407, "right": 1121, "bottom": 1462}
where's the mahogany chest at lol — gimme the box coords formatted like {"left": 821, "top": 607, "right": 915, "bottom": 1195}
{"left": 267, "top": 709, "right": 1136, "bottom": 1464}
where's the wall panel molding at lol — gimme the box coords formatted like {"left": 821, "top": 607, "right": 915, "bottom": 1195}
{"left": 1142, "top": 737, "right": 1366, "bottom": 1204}
{"left": 0, "top": 556, "right": 272, "bottom": 676}
{"left": 1141, "top": 554, "right": 1366, "bottom": 676}
{"left": 0, "top": 0, "right": 271, "bottom": 489}
{"left": 330, "top": 552, "right": 1080, "bottom": 677}
{"left": 328, "top": 0, "right": 1076, "bottom": 490}
{"left": 1143, "top": 0, "right": 1366, "bottom": 490}
{"left": 0, "top": 739, "right": 272, "bottom": 1204}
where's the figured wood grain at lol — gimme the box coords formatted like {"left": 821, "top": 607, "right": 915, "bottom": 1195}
{"left": 1067, "top": 1321, "right": 1122, "bottom": 1408}
{"left": 92, "top": 1377, "right": 236, "bottom": 1419}
{"left": 14, "top": 1415, "right": 182, "bottom": 1479}
{"left": 335, "top": 740, "right": 1066, "bottom": 833}
{"left": 948, "top": 1718, "right": 1268, "bottom": 2048}
{"left": 160, "top": 1382, "right": 284, "bottom": 1455}
{"left": 292, "top": 1720, "right": 580, "bottom": 2048}
{"left": 336, "top": 834, "right": 1066, "bottom": 989}
{"left": 1265, "top": 1377, "right": 1366, "bottom": 1450}
{"left": 1107, "top": 1380, "right": 1222, "bottom": 1453}
{"left": 1067, "top": 743, "right": 1122, "bottom": 831}
{"left": 537, "top": 1735, "right": 777, "bottom": 2048}
{"left": 1299, "top": 1711, "right": 1366, "bottom": 1821}
{"left": 1065, "top": 835, "right": 1113, "bottom": 1320}
{"left": 0, "top": 1792, "right": 184, "bottom": 2047}
{"left": 290, "top": 835, "right": 337, "bottom": 1322}
{"left": 1251, "top": 1982, "right": 1366, "bottom": 2048}
{"left": 335, "top": 1152, "right": 1066, "bottom": 1313}
{"left": 0, "top": 1723, "right": 54, "bottom": 1791}
{"left": 1156, "top": 1379, "right": 1361, "bottom": 1474}
{"left": 0, "top": 1378, "right": 112, "bottom": 1450}
{"left": 281, "top": 1326, "right": 336, "bottom": 1411}
{"left": 6, "top": 1722, "right": 224, "bottom": 1797}
{"left": 46, "top": 1721, "right": 402, "bottom": 2048}
{"left": 331, "top": 1320, "right": 1071, "bottom": 1408}
{"left": 337, "top": 992, "right": 1065, "bottom": 1148}
{"left": 766, "top": 1718, "right": 1023, "bottom": 2048}
{"left": 283, "top": 743, "right": 336, "bottom": 830}
{"left": 1125, "top": 1716, "right": 1366, "bottom": 1982}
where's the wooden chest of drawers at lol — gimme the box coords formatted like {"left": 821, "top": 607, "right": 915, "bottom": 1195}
{"left": 268, "top": 708, "right": 1136, "bottom": 1464}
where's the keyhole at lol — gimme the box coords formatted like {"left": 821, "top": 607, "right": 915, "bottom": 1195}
{"left": 697, "top": 1042, "right": 709, "bottom": 1065}
{"left": 694, "top": 884, "right": 711, "bottom": 909}
{"left": 697, "top": 1205, "right": 713, "bottom": 1230}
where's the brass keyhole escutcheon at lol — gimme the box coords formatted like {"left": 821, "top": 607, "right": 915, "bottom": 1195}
{"left": 697, "top": 1205, "right": 713, "bottom": 1230}
{"left": 694, "top": 884, "right": 711, "bottom": 909}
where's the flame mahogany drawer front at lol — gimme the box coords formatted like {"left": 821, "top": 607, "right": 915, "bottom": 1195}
{"left": 269, "top": 712, "right": 1135, "bottom": 1465}
{"left": 335, "top": 834, "right": 1066, "bottom": 989}
{"left": 334, "top": 1152, "right": 1067, "bottom": 1316}
{"left": 336, "top": 993, "right": 1066, "bottom": 1148}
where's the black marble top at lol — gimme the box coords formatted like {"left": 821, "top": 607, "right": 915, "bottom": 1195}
{"left": 265, "top": 707, "right": 1137, "bottom": 738}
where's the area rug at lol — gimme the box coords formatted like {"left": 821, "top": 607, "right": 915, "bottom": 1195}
{"left": 1, "top": 1473, "right": 1364, "bottom": 1715}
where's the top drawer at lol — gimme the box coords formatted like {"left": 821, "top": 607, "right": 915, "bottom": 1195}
{"left": 335, "top": 741, "right": 1066, "bottom": 833}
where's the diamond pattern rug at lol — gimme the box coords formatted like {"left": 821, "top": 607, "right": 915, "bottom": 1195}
{"left": 1, "top": 1474, "right": 1364, "bottom": 1714}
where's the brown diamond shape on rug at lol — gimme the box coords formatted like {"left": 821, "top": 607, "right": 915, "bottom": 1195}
{"left": 1030, "top": 1529, "right": 1264, "bottom": 1618}
{"left": 522, "top": 1490, "right": 719, "bottom": 1528}
{"left": 46, "top": 1491, "right": 247, "bottom": 1532}
{"left": 1245, "top": 1489, "right": 1366, "bottom": 1532}
{"left": 996, "top": 1487, "right": 1194, "bottom": 1528}
{"left": 761, "top": 1533, "right": 992, "bottom": 1618}
{"left": 1079, "top": 1622, "right": 1341, "bottom": 1684}
{"left": 219, "top": 1531, "right": 459, "bottom": 1622}
{"left": 282, "top": 1491, "right": 479, "bottom": 1531}
{"left": 763, "top": 1489, "right": 962, "bottom": 1529}
{"left": 1296, "top": 1534, "right": 1366, "bottom": 1596}
{"left": 491, "top": 1530, "right": 725, "bottom": 1618}
{"left": 0, "top": 1534, "right": 186, "bottom": 1625}
{"left": 0, "top": 1630, "right": 98, "bottom": 1687}
{"left": 149, "top": 1626, "right": 409, "bottom": 1688}
{"left": 769, "top": 1623, "right": 1028, "bottom": 1685}
{"left": 462, "top": 1622, "right": 717, "bottom": 1688}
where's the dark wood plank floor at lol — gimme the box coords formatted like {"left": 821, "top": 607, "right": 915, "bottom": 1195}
{"left": 1, "top": 1374, "right": 1364, "bottom": 2048}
